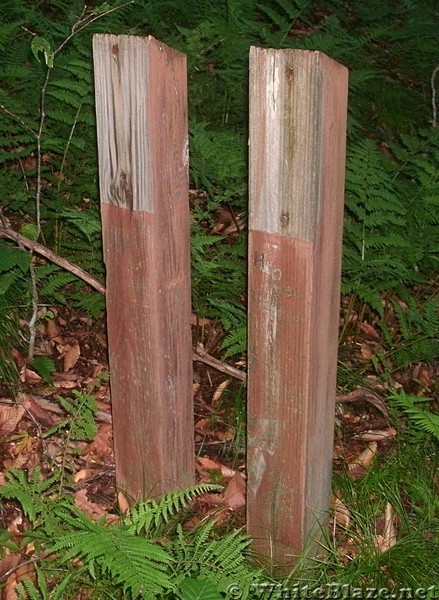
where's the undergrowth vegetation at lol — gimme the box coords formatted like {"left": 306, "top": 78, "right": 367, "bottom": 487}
{"left": 0, "top": 0, "right": 438, "bottom": 595}
{"left": 0, "top": 0, "right": 438, "bottom": 368}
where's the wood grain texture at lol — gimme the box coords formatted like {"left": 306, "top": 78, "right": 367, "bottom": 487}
{"left": 93, "top": 35, "right": 193, "bottom": 499}
{"left": 247, "top": 48, "right": 348, "bottom": 566}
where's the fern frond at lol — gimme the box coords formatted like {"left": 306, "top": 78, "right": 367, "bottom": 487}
{"left": 221, "top": 325, "right": 247, "bottom": 358}
{"left": 36, "top": 267, "right": 77, "bottom": 303}
{"left": 51, "top": 525, "right": 174, "bottom": 597}
{"left": 171, "top": 523, "right": 262, "bottom": 598}
{"left": 49, "top": 78, "right": 90, "bottom": 97}
{"left": 0, "top": 468, "right": 60, "bottom": 522}
{"left": 44, "top": 390, "right": 97, "bottom": 441}
{"left": 59, "top": 207, "right": 102, "bottom": 242}
{"left": 390, "top": 391, "right": 439, "bottom": 441}
{"left": 257, "top": 0, "right": 311, "bottom": 42}
{"left": 125, "top": 483, "right": 223, "bottom": 536}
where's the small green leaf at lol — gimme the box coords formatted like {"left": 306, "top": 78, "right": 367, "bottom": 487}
{"left": 179, "top": 577, "right": 222, "bottom": 600}
{"left": 32, "top": 356, "right": 56, "bottom": 383}
{"left": 31, "top": 36, "right": 54, "bottom": 68}
{"left": 93, "top": 2, "right": 111, "bottom": 15}
{"left": 0, "top": 243, "right": 31, "bottom": 273}
{"left": 20, "top": 223, "right": 39, "bottom": 241}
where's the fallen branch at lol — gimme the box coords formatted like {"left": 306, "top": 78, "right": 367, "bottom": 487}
{"left": 193, "top": 346, "right": 246, "bottom": 381}
{"left": 2, "top": 224, "right": 387, "bottom": 407}
{"left": 0, "top": 225, "right": 105, "bottom": 295}
{"left": 1, "top": 224, "right": 248, "bottom": 380}
{"left": 337, "top": 387, "right": 389, "bottom": 417}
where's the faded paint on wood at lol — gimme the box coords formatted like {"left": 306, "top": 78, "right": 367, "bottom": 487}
{"left": 247, "top": 48, "right": 348, "bottom": 565}
{"left": 93, "top": 35, "right": 194, "bottom": 499}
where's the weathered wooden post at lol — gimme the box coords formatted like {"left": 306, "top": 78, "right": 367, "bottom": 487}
{"left": 93, "top": 35, "right": 194, "bottom": 500}
{"left": 247, "top": 48, "right": 348, "bottom": 565}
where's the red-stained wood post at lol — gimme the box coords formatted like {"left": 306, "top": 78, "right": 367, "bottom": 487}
{"left": 247, "top": 48, "right": 348, "bottom": 566}
{"left": 93, "top": 35, "right": 194, "bottom": 500}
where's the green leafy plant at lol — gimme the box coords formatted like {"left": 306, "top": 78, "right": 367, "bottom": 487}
{"left": 379, "top": 294, "right": 439, "bottom": 370}
{"left": 390, "top": 390, "right": 439, "bottom": 441}
{"left": 0, "top": 477, "right": 265, "bottom": 599}
{"left": 44, "top": 389, "right": 97, "bottom": 442}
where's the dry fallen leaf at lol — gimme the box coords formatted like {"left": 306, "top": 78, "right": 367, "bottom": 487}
{"left": 197, "top": 493, "right": 224, "bottom": 507}
{"left": 352, "top": 442, "right": 378, "bottom": 468}
{"left": 0, "top": 405, "right": 25, "bottom": 437}
{"left": 190, "top": 313, "right": 212, "bottom": 327}
{"left": 17, "top": 393, "right": 60, "bottom": 428}
{"left": 360, "top": 344, "right": 374, "bottom": 361}
{"left": 2, "top": 554, "right": 34, "bottom": 600}
{"left": 220, "top": 465, "right": 237, "bottom": 478}
{"left": 197, "top": 456, "right": 223, "bottom": 472}
{"left": 357, "top": 427, "right": 397, "bottom": 442}
{"left": 348, "top": 442, "right": 378, "bottom": 479}
{"left": 215, "top": 427, "right": 236, "bottom": 442}
{"left": 223, "top": 471, "right": 246, "bottom": 510}
{"left": 46, "top": 318, "right": 60, "bottom": 340}
{"left": 194, "top": 418, "right": 212, "bottom": 433}
{"left": 117, "top": 491, "right": 130, "bottom": 515}
{"left": 75, "top": 469, "right": 91, "bottom": 483}
{"left": 21, "top": 368, "right": 42, "bottom": 385}
{"left": 11, "top": 349, "right": 25, "bottom": 370}
{"left": 74, "top": 489, "right": 117, "bottom": 523}
{"left": 82, "top": 423, "right": 113, "bottom": 459}
{"left": 374, "top": 502, "right": 397, "bottom": 553}
{"left": 53, "top": 380, "right": 78, "bottom": 389}
{"left": 359, "top": 321, "right": 381, "bottom": 340}
{"left": 62, "top": 342, "right": 81, "bottom": 372}
{"left": 212, "top": 379, "right": 230, "bottom": 404}
{"left": 331, "top": 494, "right": 351, "bottom": 529}
{"left": 0, "top": 554, "right": 21, "bottom": 583}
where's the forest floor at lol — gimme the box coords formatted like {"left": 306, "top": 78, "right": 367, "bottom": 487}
{"left": 0, "top": 290, "right": 437, "bottom": 576}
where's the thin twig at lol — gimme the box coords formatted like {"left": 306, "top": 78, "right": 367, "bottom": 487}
{"left": 431, "top": 63, "right": 439, "bottom": 128}
{"left": 35, "top": 69, "right": 50, "bottom": 234}
{"left": 27, "top": 258, "right": 38, "bottom": 363}
{"left": 0, "top": 557, "right": 41, "bottom": 584}
{"left": 53, "top": 1, "right": 134, "bottom": 59}
{"left": 24, "top": 1, "right": 134, "bottom": 359}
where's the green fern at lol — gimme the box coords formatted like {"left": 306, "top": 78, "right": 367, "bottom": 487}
{"left": 0, "top": 468, "right": 61, "bottom": 521}
{"left": 59, "top": 207, "right": 102, "bottom": 243}
{"left": 51, "top": 522, "right": 175, "bottom": 597}
{"left": 125, "top": 483, "right": 223, "bottom": 536}
{"left": 35, "top": 265, "right": 78, "bottom": 304}
{"left": 207, "top": 299, "right": 247, "bottom": 357}
{"left": 171, "top": 521, "right": 262, "bottom": 598}
{"left": 375, "top": 293, "right": 439, "bottom": 370}
{"left": 257, "top": 0, "right": 312, "bottom": 45}
{"left": 44, "top": 389, "right": 97, "bottom": 441}
{"left": 390, "top": 391, "right": 439, "bottom": 442}
{"left": 17, "top": 566, "right": 74, "bottom": 600}
{"left": 71, "top": 290, "right": 105, "bottom": 319}
{"left": 189, "top": 121, "right": 245, "bottom": 195}
{"left": 0, "top": 473, "right": 266, "bottom": 598}
{"left": 31, "top": 355, "right": 56, "bottom": 382}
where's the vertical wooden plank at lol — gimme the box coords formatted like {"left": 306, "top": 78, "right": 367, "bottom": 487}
{"left": 247, "top": 48, "right": 348, "bottom": 565}
{"left": 93, "top": 35, "right": 194, "bottom": 500}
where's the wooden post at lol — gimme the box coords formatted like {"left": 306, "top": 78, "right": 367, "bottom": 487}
{"left": 247, "top": 48, "right": 348, "bottom": 565}
{"left": 93, "top": 35, "right": 194, "bottom": 500}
